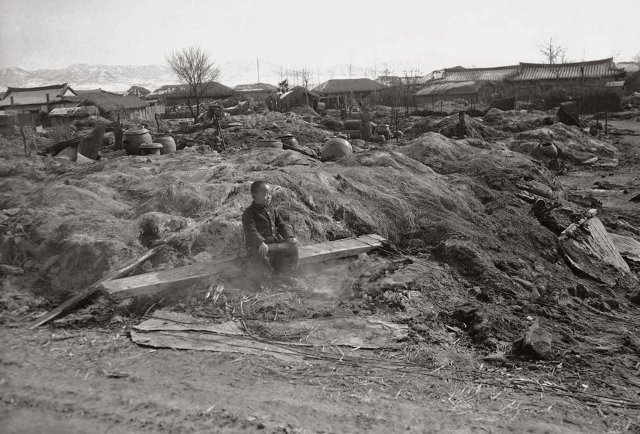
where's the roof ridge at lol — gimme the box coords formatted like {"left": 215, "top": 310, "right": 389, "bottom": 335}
{"left": 6, "top": 83, "right": 70, "bottom": 92}
{"left": 519, "top": 57, "right": 615, "bottom": 67}
{"left": 444, "top": 65, "right": 519, "bottom": 72}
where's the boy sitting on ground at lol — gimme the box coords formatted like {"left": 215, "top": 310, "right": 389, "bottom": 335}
{"left": 242, "top": 181, "right": 299, "bottom": 288}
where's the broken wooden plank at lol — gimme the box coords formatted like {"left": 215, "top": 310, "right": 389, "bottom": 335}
{"left": 30, "top": 247, "right": 160, "bottom": 329}
{"left": 558, "top": 217, "right": 631, "bottom": 286}
{"left": 610, "top": 233, "right": 640, "bottom": 263}
{"left": 101, "top": 234, "right": 385, "bottom": 300}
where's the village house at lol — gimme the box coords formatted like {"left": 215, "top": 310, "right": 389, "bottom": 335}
{"left": 312, "top": 78, "right": 388, "bottom": 109}
{"left": 278, "top": 86, "right": 320, "bottom": 112}
{"left": 233, "top": 83, "right": 278, "bottom": 103}
{"left": 75, "top": 89, "right": 164, "bottom": 121}
{"left": 414, "top": 58, "right": 627, "bottom": 110}
{"left": 617, "top": 62, "right": 640, "bottom": 94}
{"left": 508, "top": 58, "right": 625, "bottom": 103}
{"left": 0, "top": 83, "right": 78, "bottom": 114}
{"left": 414, "top": 65, "right": 519, "bottom": 106}
{"left": 416, "top": 81, "right": 497, "bottom": 106}
{"left": 148, "top": 82, "right": 236, "bottom": 106}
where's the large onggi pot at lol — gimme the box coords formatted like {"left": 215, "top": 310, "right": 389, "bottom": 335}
{"left": 321, "top": 137, "right": 352, "bottom": 161}
{"left": 123, "top": 126, "right": 152, "bottom": 155}
{"left": 539, "top": 142, "right": 558, "bottom": 159}
{"left": 343, "top": 119, "right": 362, "bottom": 130}
{"left": 278, "top": 134, "right": 299, "bottom": 149}
{"left": 155, "top": 135, "right": 176, "bottom": 154}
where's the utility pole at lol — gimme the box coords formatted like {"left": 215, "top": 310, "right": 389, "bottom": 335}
{"left": 257, "top": 58, "right": 260, "bottom": 83}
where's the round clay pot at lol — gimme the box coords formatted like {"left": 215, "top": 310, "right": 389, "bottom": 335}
{"left": 123, "top": 126, "right": 152, "bottom": 155}
{"left": 321, "top": 137, "right": 352, "bottom": 161}
{"left": 255, "top": 139, "right": 283, "bottom": 149}
{"left": 155, "top": 135, "right": 176, "bottom": 154}
{"left": 539, "top": 142, "right": 558, "bottom": 159}
{"left": 278, "top": 135, "right": 299, "bottom": 148}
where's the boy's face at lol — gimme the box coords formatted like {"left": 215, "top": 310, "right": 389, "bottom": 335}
{"left": 253, "top": 184, "right": 272, "bottom": 206}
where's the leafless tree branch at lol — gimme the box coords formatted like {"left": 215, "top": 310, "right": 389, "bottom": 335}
{"left": 166, "top": 46, "right": 220, "bottom": 122}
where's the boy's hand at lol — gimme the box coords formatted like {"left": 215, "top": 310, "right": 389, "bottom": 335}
{"left": 258, "top": 242, "right": 269, "bottom": 255}
{"left": 287, "top": 237, "right": 300, "bottom": 246}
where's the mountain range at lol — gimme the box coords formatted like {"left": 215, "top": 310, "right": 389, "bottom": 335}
{"left": 0, "top": 64, "right": 177, "bottom": 93}
{"left": 0, "top": 61, "right": 382, "bottom": 93}
{"left": 0, "top": 51, "right": 524, "bottom": 93}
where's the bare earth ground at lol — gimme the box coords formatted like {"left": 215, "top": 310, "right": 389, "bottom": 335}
{"left": 1, "top": 114, "right": 640, "bottom": 433}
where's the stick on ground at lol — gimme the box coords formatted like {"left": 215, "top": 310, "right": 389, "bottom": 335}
{"left": 30, "top": 247, "right": 160, "bottom": 329}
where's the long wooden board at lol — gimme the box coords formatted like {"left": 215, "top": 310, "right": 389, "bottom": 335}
{"left": 101, "top": 234, "right": 385, "bottom": 300}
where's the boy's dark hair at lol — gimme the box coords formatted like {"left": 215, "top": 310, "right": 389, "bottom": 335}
{"left": 250, "top": 180, "right": 268, "bottom": 197}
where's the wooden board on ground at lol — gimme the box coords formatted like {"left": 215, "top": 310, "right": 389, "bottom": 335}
{"left": 610, "top": 233, "right": 640, "bottom": 263}
{"left": 30, "top": 247, "right": 160, "bottom": 329}
{"left": 101, "top": 234, "right": 386, "bottom": 300}
{"left": 130, "top": 309, "right": 407, "bottom": 361}
{"left": 558, "top": 217, "right": 631, "bottom": 286}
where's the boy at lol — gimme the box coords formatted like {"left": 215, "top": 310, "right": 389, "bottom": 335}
{"left": 242, "top": 181, "right": 299, "bottom": 286}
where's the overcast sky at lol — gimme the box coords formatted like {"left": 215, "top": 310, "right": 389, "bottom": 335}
{"left": 1, "top": 0, "right": 639, "bottom": 72}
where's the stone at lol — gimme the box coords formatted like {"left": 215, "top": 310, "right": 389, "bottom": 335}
{"left": 512, "top": 320, "right": 553, "bottom": 360}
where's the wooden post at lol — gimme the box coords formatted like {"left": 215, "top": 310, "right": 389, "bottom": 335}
{"left": 19, "top": 126, "right": 30, "bottom": 157}
{"left": 458, "top": 111, "right": 466, "bottom": 138}
{"left": 360, "top": 105, "right": 371, "bottom": 142}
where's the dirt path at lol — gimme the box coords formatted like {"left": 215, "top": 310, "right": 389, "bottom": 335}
{"left": 1, "top": 321, "right": 622, "bottom": 434}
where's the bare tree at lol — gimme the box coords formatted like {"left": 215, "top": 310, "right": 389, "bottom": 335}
{"left": 539, "top": 38, "right": 567, "bottom": 65}
{"left": 297, "top": 68, "right": 312, "bottom": 89}
{"left": 401, "top": 68, "right": 422, "bottom": 112}
{"left": 166, "top": 46, "right": 220, "bottom": 122}
{"left": 538, "top": 38, "right": 568, "bottom": 80}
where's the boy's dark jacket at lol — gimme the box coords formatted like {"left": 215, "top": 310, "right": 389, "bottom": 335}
{"left": 242, "top": 201, "right": 293, "bottom": 250}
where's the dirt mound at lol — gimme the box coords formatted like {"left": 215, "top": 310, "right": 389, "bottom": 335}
{"left": 401, "top": 132, "right": 477, "bottom": 162}
{"left": 408, "top": 114, "right": 508, "bottom": 141}
{"left": 2, "top": 112, "right": 640, "bottom": 433}
{"left": 290, "top": 105, "right": 319, "bottom": 117}
{"left": 515, "top": 123, "right": 617, "bottom": 161}
{"left": 483, "top": 109, "right": 554, "bottom": 132}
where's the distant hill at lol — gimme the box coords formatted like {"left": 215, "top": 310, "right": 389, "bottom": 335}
{"left": 0, "top": 64, "right": 178, "bottom": 93}
{"left": 0, "top": 61, "right": 380, "bottom": 93}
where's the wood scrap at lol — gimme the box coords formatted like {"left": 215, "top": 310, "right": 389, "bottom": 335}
{"left": 558, "top": 217, "right": 631, "bottom": 286}
{"left": 617, "top": 220, "right": 640, "bottom": 236}
{"left": 30, "top": 246, "right": 160, "bottom": 328}
{"left": 609, "top": 233, "right": 640, "bottom": 263}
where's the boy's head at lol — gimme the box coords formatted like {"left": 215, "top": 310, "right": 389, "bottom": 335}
{"left": 251, "top": 180, "right": 272, "bottom": 206}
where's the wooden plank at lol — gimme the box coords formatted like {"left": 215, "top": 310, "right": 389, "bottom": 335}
{"left": 30, "top": 247, "right": 160, "bottom": 329}
{"left": 610, "top": 233, "right": 640, "bottom": 263}
{"left": 558, "top": 217, "right": 631, "bottom": 286}
{"left": 101, "top": 234, "right": 385, "bottom": 300}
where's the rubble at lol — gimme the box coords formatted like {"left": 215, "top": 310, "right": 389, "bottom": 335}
{"left": 2, "top": 103, "right": 640, "bottom": 431}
